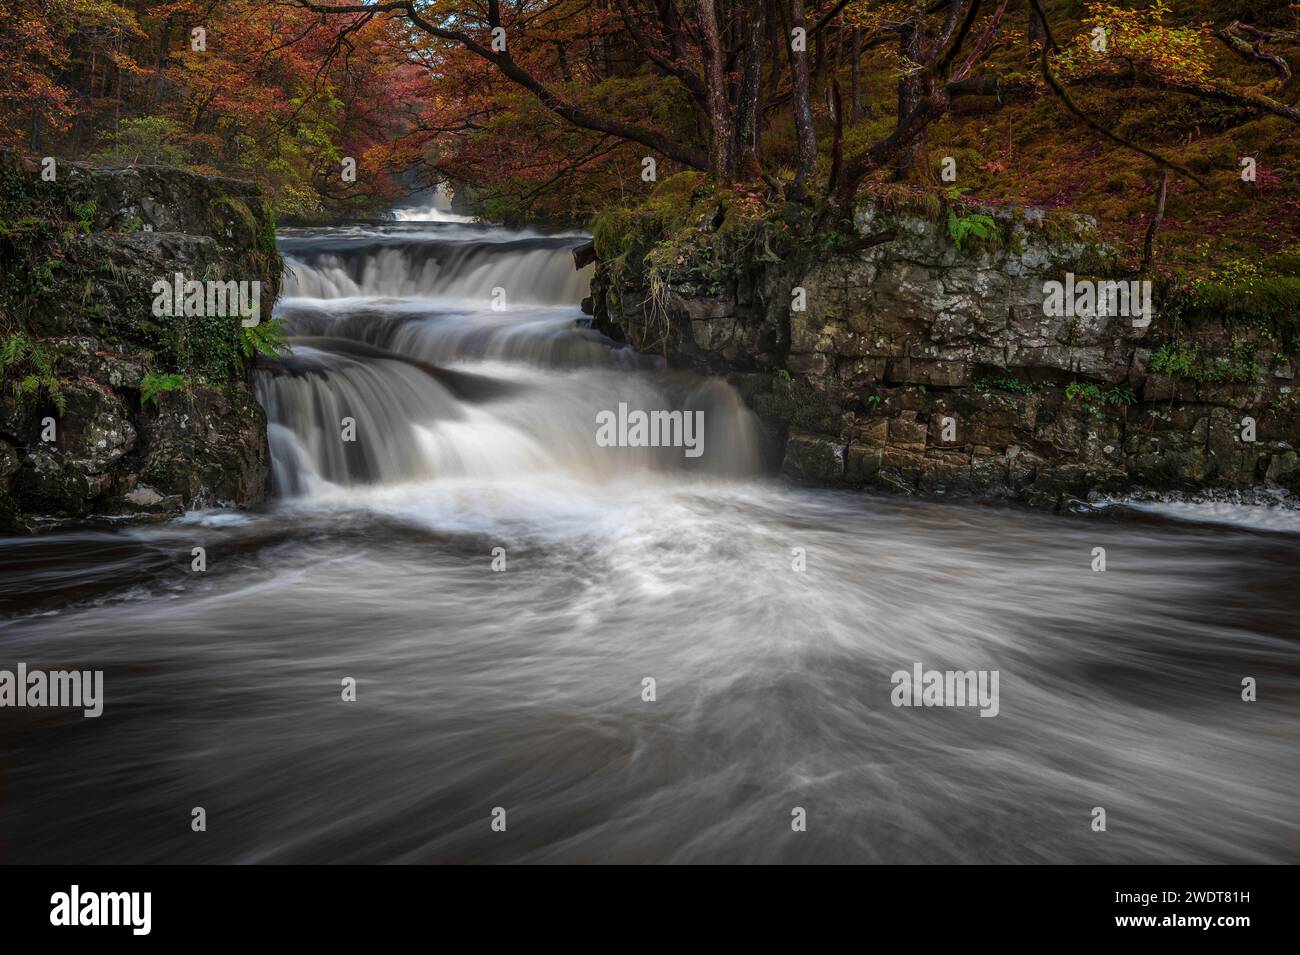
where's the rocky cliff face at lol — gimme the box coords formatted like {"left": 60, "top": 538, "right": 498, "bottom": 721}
{"left": 589, "top": 199, "right": 1299, "bottom": 508}
{"left": 0, "top": 152, "right": 280, "bottom": 529}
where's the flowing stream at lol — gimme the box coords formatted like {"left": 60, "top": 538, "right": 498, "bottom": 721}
{"left": 1, "top": 219, "right": 1296, "bottom": 864}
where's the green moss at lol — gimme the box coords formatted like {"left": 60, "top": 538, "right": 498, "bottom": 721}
{"left": 1192, "top": 275, "right": 1300, "bottom": 325}
{"left": 590, "top": 206, "right": 635, "bottom": 261}
{"left": 595, "top": 177, "right": 786, "bottom": 355}
{"left": 1102, "top": 171, "right": 1144, "bottom": 195}
{"left": 588, "top": 171, "right": 707, "bottom": 263}
{"left": 255, "top": 208, "right": 278, "bottom": 256}
{"left": 1172, "top": 247, "right": 1300, "bottom": 346}
{"left": 210, "top": 195, "right": 258, "bottom": 243}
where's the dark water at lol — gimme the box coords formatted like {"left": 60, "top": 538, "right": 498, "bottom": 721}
{"left": 1, "top": 221, "right": 1296, "bottom": 863}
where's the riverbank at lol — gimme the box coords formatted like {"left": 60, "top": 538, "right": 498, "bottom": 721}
{"left": 587, "top": 178, "right": 1300, "bottom": 509}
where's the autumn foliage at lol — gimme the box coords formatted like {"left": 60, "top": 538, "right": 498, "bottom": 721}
{"left": 1, "top": 0, "right": 1298, "bottom": 256}
{"left": 0, "top": 0, "right": 423, "bottom": 215}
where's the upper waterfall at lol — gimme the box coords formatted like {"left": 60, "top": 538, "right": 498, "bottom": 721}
{"left": 279, "top": 225, "right": 595, "bottom": 306}
{"left": 258, "top": 221, "right": 763, "bottom": 493}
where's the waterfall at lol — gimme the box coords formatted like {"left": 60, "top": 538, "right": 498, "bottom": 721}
{"left": 392, "top": 183, "right": 476, "bottom": 222}
{"left": 279, "top": 231, "right": 595, "bottom": 304}
{"left": 259, "top": 223, "right": 763, "bottom": 492}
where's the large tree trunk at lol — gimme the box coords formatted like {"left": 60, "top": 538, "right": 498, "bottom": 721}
{"left": 153, "top": 17, "right": 173, "bottom": 107}
{"left": 735, "top": 1, "right": 767, "bottom": 179}
{"left": 787, "top": 0, "right": 817, "bottom": 198}
{"left": 697, "top": 0, "right": 735, "bottom": 182}
{"left": 1028, "top": 2, "right": 1047, "bottom": 46}
{"left": 768, "top": 0, "right": 784, "bottom": 99}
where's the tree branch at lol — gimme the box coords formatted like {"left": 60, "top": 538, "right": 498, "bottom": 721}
{"left": 1217, "top": 21, "right": 1291, "bottom": 81}
{"left": 294, "top": 0, "right": 708, "bottom": 170}
{"left": 1027, "top": 0, "right": 1206, "bottom": 189}
{"left": 1141, "top": 170, "right": 1169, "bottom": 271}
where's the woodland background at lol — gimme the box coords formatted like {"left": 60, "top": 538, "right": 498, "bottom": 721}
{"left": 1, "top": 0, "right": 1298, "bottom": 278}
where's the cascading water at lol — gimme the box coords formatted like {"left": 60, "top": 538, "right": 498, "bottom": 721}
{"left": 391, "top": 183, "right": 475, "bottom": 223}
{"left": 0, "top": 215, "right": 1296, "bottom": 865}
{"left": 260, "top": 222, "right": 763, "bottom": 493}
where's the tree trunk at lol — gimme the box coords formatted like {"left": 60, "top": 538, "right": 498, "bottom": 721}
{"left": 1028, "top": 3, "right": 1047, "bottom": 46}
{"left": 850, "top": 27, "right": 863, "bottom": 121}
{"left": 697, "top": 0, "right": 735, "bottom": 182}
{"left": 813, "top": 17, "right": 825, "bottom": 82}
{"left": 893, "top": 21, "right": 930, "bottom": 180}
{"left": 831, "top": 87, "right": 952, "bottom": 213}
{"left": 1141, "top": 171, "right": 1170, "bottom": 270}
{"left": 735, "top": 1, "right": 766, "bottom": 179}
{"left": 153, "top": 17, "right": 173, "bottom": 107}
{"left": 787, "top": 0, "right": 817, "bottom": 198}
{"left": 769, "top": 0, "right": 786, "bottom": 100}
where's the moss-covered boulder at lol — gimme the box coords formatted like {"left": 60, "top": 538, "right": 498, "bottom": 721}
{"left": 0, "top": 152, "right": 278, "bottom": 530}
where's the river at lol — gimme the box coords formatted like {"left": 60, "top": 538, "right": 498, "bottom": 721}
{"left": 0, "top": 217, "right": 1296, "bottom": 863}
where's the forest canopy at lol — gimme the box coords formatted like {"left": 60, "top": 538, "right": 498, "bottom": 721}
{"left": 1, "top": 0, "right": 1298, "bottom": 268}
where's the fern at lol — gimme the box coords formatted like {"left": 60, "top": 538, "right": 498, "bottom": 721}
{"left": 0, "top": 332, "right": 29, "bottom": 369}
{"left": 1149, "top": 342, "right": 1197, "bottom": 377}
{"left": 1066, "top": 380, "right": 1135, "bottom": 416}
{"left": 140, "top": 371, "right": 188, "bottom": 406}
{"left": 239, "top": 318, "right": 289, "bottom": 359}
{"left": 947, "top": 209, "right": 995, "bottom": 251}
{"left": 942, "top": 185, "right": 995, "bottom": 252}
{"left": 1, "top": 333, "right": 65, "bottom": 413}
{"left": 71, "top": 200, "right": 96, "bottom": 234}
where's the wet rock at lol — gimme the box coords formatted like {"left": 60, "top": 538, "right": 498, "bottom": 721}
{"left": 845, "top": 443, "right": 883, "bottom": 484}
{"left": 970, "top": 447, "right": 1007, "bottom": 492}
{"left": 1264, "top": 450, "right": 1298, "bottom": 487}
{"left": 782, "top": 431, "right": 845, "bottom": 483}
{"left": 887, "top": 412, "right": 927, "bottom": 451}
